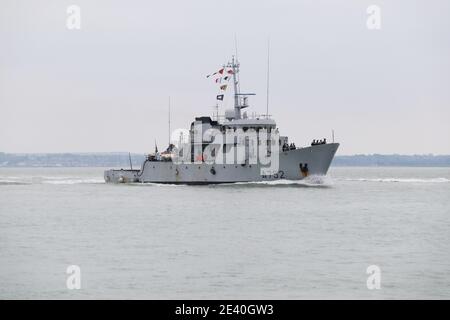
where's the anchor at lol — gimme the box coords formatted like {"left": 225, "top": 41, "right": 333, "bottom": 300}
{"left": 299, "top": 163, "right": 309, "bottom": 177}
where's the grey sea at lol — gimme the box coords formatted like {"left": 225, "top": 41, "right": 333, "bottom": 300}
{"left": 0, "top": 167, "right": 449, "bottom": 299}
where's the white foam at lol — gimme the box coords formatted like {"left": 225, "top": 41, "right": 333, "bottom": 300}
{"left": 341, "top": 177, "right": 450, "bottom": 183}
{"left": 42, "top": 178, "right": 105, "bottom": 185}
{"left": 0, "top": 177, "right": 105, "bottom": 185}
{"left": 232, "top": 175, "right": 333, "bottom": 187}
{"left": 128, "top": 182, "right": 186, "bottom": 187}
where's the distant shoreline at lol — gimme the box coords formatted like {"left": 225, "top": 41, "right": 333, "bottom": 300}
{"left": 1, "top": 152, "right": 449, "bottom": 168}
{"left": 332, "top": 154, "right": 450, "bottom": 167}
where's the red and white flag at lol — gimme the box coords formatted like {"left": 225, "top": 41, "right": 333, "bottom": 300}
{"left": 206, "top": 68, "right": 224, "bottom": 78}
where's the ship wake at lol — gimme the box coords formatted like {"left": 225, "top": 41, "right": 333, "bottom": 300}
{"left": 340, "top": 177, "right": 450, "bottom": 183}
{"left": 0, "top": 176, "right": 105, "bottom": 185}
{"left": 220, "top": 175, "right": 333, "bottom": 188}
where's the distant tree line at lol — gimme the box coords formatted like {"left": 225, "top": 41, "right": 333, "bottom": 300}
{"left": 0, "top": 152, "right": 449, "bottom": 167}
{"left": 332, "top": 154, "right": 450, "bottom": 167}
{"left": 0, "top": 152, "right": 146, "bottom": 168}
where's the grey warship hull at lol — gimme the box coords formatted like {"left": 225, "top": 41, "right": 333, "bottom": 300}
{"left": 104, "top": 143, "right": 339, "bottom": 184}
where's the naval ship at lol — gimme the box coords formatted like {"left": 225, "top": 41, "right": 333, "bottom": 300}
{"left": 104, "top": 57, "right": 339, "bottom": 184}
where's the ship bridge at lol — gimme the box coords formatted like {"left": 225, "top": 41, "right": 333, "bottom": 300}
{"left": 221, "top": 117, "right": 276, "bottom": 131}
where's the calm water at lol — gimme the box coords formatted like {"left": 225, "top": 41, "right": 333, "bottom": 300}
{"left": 0, "top": 167, "right": 449, "bottom": 299}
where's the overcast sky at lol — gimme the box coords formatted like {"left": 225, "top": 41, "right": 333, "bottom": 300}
{"left": 1, "top": 0, "right": 449, "bottom": 155}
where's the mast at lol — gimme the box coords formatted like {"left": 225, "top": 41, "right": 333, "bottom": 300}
{"left": 266, "top": 38, "right": 270, "bottom": 118}
{"left": 128, "top": 152, "right": 133, "bottom": 170}
{"left": 168, "top": 96, "right": 171, "bottom": 146}
{"left": 234, "top": 35, "right": 241, "bottom": 95}
{"left": 231, "top": 56, "right": 241, "bottom": 119}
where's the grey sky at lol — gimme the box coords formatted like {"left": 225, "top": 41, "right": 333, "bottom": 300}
{"left": 1, "top": 0, "right": 449, "bottom": 155}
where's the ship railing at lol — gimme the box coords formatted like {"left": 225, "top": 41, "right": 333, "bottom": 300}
{"left": 214, "top": 113, "right": 272, "bottom": 121}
